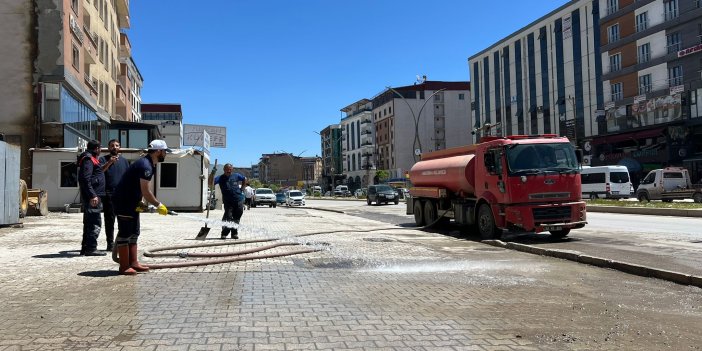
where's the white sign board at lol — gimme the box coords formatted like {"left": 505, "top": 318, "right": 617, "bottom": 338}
{"left": 202, "top": 130, "right": 210, "bottom": 155}
{"left": 183, "top": 124, "right": 226, "bottom": 148}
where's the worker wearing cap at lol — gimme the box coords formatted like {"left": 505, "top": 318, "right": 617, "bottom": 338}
{"left": 111, "top": 139, "right": 171, "bottom": 275}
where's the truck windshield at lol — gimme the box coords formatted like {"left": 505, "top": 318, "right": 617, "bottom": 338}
{"left": 506, "top": 143, "right": 579, "bottom": 175}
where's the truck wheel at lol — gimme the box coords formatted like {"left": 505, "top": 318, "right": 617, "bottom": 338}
{"left": 662, "top": 199, "right": 673, "bottom": 203}
{"left": 549, "top": 229, "right": 570, "bottom": 239}
{"left": 423, "top": 200, "right": 437, "bottom": 227}
{"left": 394, "top": 199, "right": 399, "bottom": 205}
{"left": 413, "top": 200, "right": 425, "bottom": 227}
{"left": 477, "top": 204, "right": 500, "bottom": 240}
{"left": 589, "top": 193, "right": 598, "bottom": 200}
{"left": 273, "top": 203, "right": 277, "bottom": 208}
{"left": 367, "top": 198, "right": 372, "bottom": 205}
{"left": 694, "top": 193, "right": 702, "bottom": 203}
{"left": 637, "top": 192, "right": 649, "bottom": 202}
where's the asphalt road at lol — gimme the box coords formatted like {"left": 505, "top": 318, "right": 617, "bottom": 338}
{"left": 306, "top": 199, "right": 702, "bottom": 277}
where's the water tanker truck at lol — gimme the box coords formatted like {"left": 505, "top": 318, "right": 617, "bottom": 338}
{"left": 406, "top": 134, "right": 586, "bottom": 239}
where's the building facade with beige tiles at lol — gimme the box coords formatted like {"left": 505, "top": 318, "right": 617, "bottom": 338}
{"left": 0, "top": 0, "right": 139, "bottom": 183}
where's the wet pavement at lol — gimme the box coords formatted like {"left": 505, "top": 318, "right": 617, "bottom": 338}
{"left": 1, "top": 207, "right": 701, "bottom": 350}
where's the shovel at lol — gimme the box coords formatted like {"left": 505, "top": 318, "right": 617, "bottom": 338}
{"left": 196, "top": 159, "right": 218, "bottom": 240}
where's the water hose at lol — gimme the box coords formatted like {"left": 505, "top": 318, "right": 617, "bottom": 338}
{"left": 138, "top": 227, "right": 414, "bottom": 269}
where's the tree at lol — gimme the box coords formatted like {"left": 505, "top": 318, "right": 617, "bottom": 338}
{"left": 248, "top": 179, "right": 263, "bottom": 188}
{"left": 375, "top": 170, "right": 389, "bottom": 183}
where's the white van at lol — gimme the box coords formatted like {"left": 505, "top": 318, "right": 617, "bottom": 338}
{"left": 580, "top": 165, "right": 632, "bottom": 199}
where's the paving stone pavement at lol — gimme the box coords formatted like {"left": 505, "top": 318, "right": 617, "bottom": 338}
{"left": 0, "top": 207, "right": 701, "bottom": 350}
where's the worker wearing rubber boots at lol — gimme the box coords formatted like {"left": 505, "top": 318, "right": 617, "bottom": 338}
{"left": 216, "top": 164, "right": 246, "bottom": 239}
{"left": 112, "top": 140, "right": 171, "bottom": 275}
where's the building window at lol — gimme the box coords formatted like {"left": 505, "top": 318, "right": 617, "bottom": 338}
{"left": 639, "top": 74, "right": 652, "bottom": 94}
{"left": 607, "top": 0, "right": 618, "bottom": 15}
{"left": 664, "top": 0, "right": 679, "bottom": 21}
{"left": 611, "top": 82, "right": 623, "bottom": 101}
{"left": 434, "top": 94, "right": 441, "bottom": 101}
{"left": 71, "top": 0, "right": 78, "bottom": 13}
{"left": 71, "top": 43, "right": 79, "bottom": 70}
{"left": 609, "top": 53, "right": 621, "bottom": 72}
{"left": 608, "top": 24, "right": 620, "bottom": 43}
{"left": 667, "top": 32, "right": 681, "bottom": 54}
{"left": 635, "top": 12, "right": 648, "bottom": 32}
{"left": 669, "top": 65, "right": 683, "bottom": 87}
{"left": 638, "top": 43, "right": 651, "bottom": 63}
{"left": 459, "top": 93, "right": 465, "bottom": 100}
{"left": 388, "top": 106, "right": 392, "bottom": 114}
{"left": 59, "top": 161, "right": 78, "bottom": 188}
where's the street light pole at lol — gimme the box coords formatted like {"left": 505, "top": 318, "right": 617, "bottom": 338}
{"left": 386, "top": 86, "right": 447, "bottom": 163}
{"left": 568, "top": 95, "right": 577, "bottom": 146}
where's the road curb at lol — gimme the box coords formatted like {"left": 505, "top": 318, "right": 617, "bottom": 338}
{"left": 586, "top": 205, "right": 702, "bottom": 217}
{"left": 302, "top": 207, "right": 345, "bottom": 214}
{"left": 482, "top": 239, "right": 702, "bottom": 288}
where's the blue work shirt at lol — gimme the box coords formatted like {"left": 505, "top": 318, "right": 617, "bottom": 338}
{"left": 113, "top": 156, "right": 155, "bottom": 215}
{"left": 77, "top": 151, "right": 105, "bottom": 201}
{"left": 99, "top": 154, "right": 129, "bottom": 195}
{"left": 216, "top": 173, "right": 246, "bottom": 205}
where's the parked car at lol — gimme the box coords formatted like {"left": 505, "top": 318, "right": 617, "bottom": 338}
{"left": 285, "top": 190, "right": 306, "bottom": 206}
{"left": 312, "top": 185, "right": 322, "bottom": 196}
{"left": 354, "top": 188, "right": 366, "bottom": 198}
{"left": 367, "top": 184, "right": 399, "bottom": 205}
{"left": 334, "top": 185, "right": 351, "bottom": 197}
{"left": 275, "top": 193, "right": 286, "bottom": 204}
{"left": 252, "top": 188, "right": 276, "bottom": 208}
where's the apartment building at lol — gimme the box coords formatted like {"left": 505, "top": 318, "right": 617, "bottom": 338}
{"left": 469, "top": 0, "right": 603, "bottom": 149}
{"left": 300, "top": 156, "right": 323, "bottom": 188}
{"left": 340, "top": 99, "right": 374, "bottom": 191}
{"left": 117, "top": 33, "right": 143, "bottom": 122}
{"left": 257, "top": 153, "right": 302, "bottom": 188}
{"left": 372, "top": 81, "right": 471, "bottom": 180}
{"left": 0, "top": 0, "right": 133, "bottom": 183}
{"left": 598, "top": 0, "right": 702, "bottom": 182}
{"left": 141, "top": 103, "right": 183, "bottom": 148}
{"left": 318, "top": 124, "right": 343, "bottom": 191}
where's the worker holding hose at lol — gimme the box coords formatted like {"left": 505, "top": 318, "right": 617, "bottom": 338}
{"left": 111, "top": 140, "right": 171, "bottom": 275}
{"left": 216, "top": 164, "right": 246, "bottom": 239}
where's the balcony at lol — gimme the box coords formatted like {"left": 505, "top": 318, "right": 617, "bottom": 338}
{"left": 83, "top": 44, "right": 96, "bottom": 64}
{"left": 639, "top": 84, "right": 652, "bottom": 95}
{"left": 361, "top": 118, "right": 372, "bottom": 124}
{"left": 119, "top": 33, "right": 131, "bottom": 59}
{"left": 116, "top": 81, "right": 127, "bottom": 106}
{"left": 635, "top": 21, "right": 648, "bottom": 33}
{"left": 116, "top": 0, "right": 130, "bottom": 29}
{"left": 667, "top": 43, "right": 682, "bottom": 54}
{"left": 84, "top": 74, "right": 98, "bottom": 94}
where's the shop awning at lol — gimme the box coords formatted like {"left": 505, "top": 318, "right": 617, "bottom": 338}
{"left": 591, "top": 127, "right": 666, "bottom": 145}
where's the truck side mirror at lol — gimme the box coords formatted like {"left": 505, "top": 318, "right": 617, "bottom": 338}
{"left": 575, "top": 149, "right": 583, "bottom": 164}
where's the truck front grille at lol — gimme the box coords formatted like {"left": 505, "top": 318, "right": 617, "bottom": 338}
{"left": 532, "top": 206, "right": 572, "bottom": 222}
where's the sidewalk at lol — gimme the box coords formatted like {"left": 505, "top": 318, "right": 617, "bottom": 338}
{"left": 1, "top": 208, "right": 701, "bottom": 350}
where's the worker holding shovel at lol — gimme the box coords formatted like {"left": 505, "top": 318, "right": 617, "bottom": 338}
{"left": 216, "top": 164, "right": 246, "bottom": 239}
{"left": 111, "top": 140, "right": 171, "bottom": 275}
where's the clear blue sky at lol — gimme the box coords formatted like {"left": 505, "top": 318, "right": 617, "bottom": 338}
{"left": 129, "top": 0, "right": 563, "bottom": 167}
